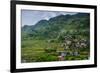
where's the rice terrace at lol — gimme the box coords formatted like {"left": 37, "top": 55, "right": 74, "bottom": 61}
{"left": 21, "top": 10, "right": 90, "bottom": 63}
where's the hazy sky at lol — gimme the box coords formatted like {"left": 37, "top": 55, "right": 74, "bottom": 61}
{"left": 21, "top": 10, "right": 77, "bottom": 26}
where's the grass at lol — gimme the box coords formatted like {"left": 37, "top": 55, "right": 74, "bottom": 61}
{"left": 21, "top": 39, "right": 90, "bottom": 63}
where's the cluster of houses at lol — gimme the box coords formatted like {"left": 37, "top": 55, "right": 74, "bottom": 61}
{"left": 58, "top": 35, "right": 89, "bottom": 61}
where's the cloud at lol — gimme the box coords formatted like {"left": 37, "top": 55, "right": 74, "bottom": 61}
{"left": 22, "top": 10, "right": 77, "bottom": 26}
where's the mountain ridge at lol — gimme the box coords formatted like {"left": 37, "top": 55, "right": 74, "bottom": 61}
{"left": 22, "top": 13, "right": 90, "bottom": 40}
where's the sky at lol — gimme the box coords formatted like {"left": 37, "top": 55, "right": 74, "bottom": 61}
{"left": 21, "top": 10, "right": 77, "bottom": 26}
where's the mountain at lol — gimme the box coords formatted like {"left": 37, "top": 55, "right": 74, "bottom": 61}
{"left": 22, "top": 13, "right": 90, "bottom": 40}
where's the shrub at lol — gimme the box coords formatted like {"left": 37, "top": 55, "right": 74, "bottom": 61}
{"left": 44, "top": 48, "right": 57, "bottom": 53}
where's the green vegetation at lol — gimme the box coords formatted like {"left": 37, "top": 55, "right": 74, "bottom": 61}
{"left": 21, "top": 13, "right": 90, "bottom": 63}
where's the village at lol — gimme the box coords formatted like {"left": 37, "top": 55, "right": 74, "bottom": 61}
{"left": 44, "top": 35, "right": 89, "bottom": 61}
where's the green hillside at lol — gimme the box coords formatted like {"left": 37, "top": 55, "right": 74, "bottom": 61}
{"left": 21, "top": 13, "right": 90, "bottom": 63}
